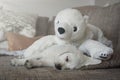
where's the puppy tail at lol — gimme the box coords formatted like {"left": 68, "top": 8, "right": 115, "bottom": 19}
{"left": 85, "top": 57, "right": 101, "bottom": 66}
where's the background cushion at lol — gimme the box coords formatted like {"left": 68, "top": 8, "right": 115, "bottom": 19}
{"left": 6, "top": 32, "right": 41, "bottom": 51}
{"left": 75, "top": 3, "right": 120, "bottom": 69}
{"left": 47, "top": 17, "right": 55, "bottom": 35}
{"left": 76, "top": 4, "right": 120, "bottom": 49}
{"left": 0, "top": 8, "right": 38, "bottom": 37}
{"left": 35, "top": 16, "right": 49, "bottom": 36}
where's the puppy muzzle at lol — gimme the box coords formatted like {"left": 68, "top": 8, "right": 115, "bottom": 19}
{"left": 55, "top": 64, "right": 62, "bottom": 70}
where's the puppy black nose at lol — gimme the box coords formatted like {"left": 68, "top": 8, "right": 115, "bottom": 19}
{"left": 58, "top": 27, "right": 65, "bottom": 34}
{"left": 55, "top": 64, "right": 62, "bottom": 70}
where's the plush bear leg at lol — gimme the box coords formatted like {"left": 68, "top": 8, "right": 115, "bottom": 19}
{"left": 79, "top": 39, "right": 113, "bottom": 60}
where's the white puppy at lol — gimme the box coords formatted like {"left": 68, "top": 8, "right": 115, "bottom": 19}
{"left": 11, "top": 44, "right": 101, "bottom": 70}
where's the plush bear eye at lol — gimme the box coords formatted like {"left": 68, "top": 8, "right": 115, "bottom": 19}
{"left": 73, "top": 26, "right": 77, "bottom": 32}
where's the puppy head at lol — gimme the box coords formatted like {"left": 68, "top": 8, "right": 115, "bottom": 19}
{"left": 54, "top": 8, "right": 88, "bottom": 41}
{"left": 54, "top": 52, "right": 81, "bottom": 70}
{"left": 54, "top": 52, "right": 101, "bottom": 70}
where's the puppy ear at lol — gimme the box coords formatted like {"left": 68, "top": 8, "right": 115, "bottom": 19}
{"left": 85, "top": 58, "right": 101, "bottom": 66}
{"left": 83, "top": 15, "right": 89, "bottom": 24}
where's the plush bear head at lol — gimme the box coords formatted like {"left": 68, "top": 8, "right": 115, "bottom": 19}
{"left": 54, "top": 8, "right": 88, "bottom": 42}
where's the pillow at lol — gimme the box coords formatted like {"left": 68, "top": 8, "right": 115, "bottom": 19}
{"left": 6, "top": 32, "right": 41, "bottom": 51}
{"left": 75, "top": 3, "right": 120, "bottom": 69}
{"left": 48, "top": 17, "right": 55, "bottom": 35}
{"left": 36, "top": 16, "right": 49, "bottom": 36}
{"left": 0, "top": 8, "right": 38, "bottom": 38}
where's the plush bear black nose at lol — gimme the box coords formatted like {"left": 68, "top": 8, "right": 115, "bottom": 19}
{"left": 58, "top": 27, "right": 65, "bottom": 34}
{"left": 55, "top": 64, "right": 62, "bottom": 70}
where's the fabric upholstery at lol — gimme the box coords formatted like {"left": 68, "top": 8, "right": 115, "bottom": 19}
{"left": 35, "top": 16, "right": 49, "bottom": 36}
{"left": 47, "top": 17, "right": 55, "bottom": 35}
{"left": 75, "top": 3, "right": 120, "bottom": 49}
{"left": 0, "top": 56, "right": 120, "bottom": 80}
{"left": 117, "top": 30, "right": 120, "bottom": 54}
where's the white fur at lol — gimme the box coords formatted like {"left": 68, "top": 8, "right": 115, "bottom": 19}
{"left": 9, "top": 8, "right": 113, "bottom": 70}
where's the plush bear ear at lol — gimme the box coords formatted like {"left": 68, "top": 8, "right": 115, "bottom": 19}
{"left": 83, "top": 15, "right": 89, "bottom": 24}
{"left": 84, "top": 57, "right": 101, "bottom": 66}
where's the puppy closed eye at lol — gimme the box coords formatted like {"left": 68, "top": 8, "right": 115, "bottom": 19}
{"left": 73, "top": 26, "right": 77, "bottom": 32}
{"left": 65, "top": 56, "right": 69, "bottom": 62}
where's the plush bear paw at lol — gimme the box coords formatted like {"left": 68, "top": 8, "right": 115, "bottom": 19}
{"left": 100, "top": 51, "right": 111, "bottom": 59}
{"left": 92, "top": 48, "right": 113, "bottom": 60}
{"left": 80, "top": 40, "right": 114, "bottom": 60}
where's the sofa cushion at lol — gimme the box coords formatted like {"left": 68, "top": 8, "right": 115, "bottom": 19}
{"left": 6, "top": 32, "right": 41, "bottom": 51}
{"left": 47, "top": 17, "right": 55, "bottom": 35}
{"left": 0, "top": 56, "right": 120, "bottom": 80}
{"left": 0, "top": 8, "right": 38, "bottom": 38}
{"left": 75, "top": 3, "right": 120, "bottom": 69}
{"left": 36, "top": 16, "right": 49, "bottom": 36}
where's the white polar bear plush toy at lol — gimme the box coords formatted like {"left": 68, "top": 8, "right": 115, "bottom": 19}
{"left": 54, "top": 8, "right": 113, "bottom": 60}
{"left": 10, "top": 8, "right": 113, "bottom": 70}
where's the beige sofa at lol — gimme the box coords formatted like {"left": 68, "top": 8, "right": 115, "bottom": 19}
{"left": 0, "top": 2, "right": 120, "bottom": 80}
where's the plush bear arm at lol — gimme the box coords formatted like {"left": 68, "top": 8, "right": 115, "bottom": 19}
{"left": 79, "top": 39, "right": 113, "bottom": 60}
{"left": 87, "top": 24, "right": 113, "bottom": 48}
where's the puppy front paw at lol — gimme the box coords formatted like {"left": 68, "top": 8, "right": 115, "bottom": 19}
{"left": 24, "top": 60, "right": 33, "bottom": 69}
